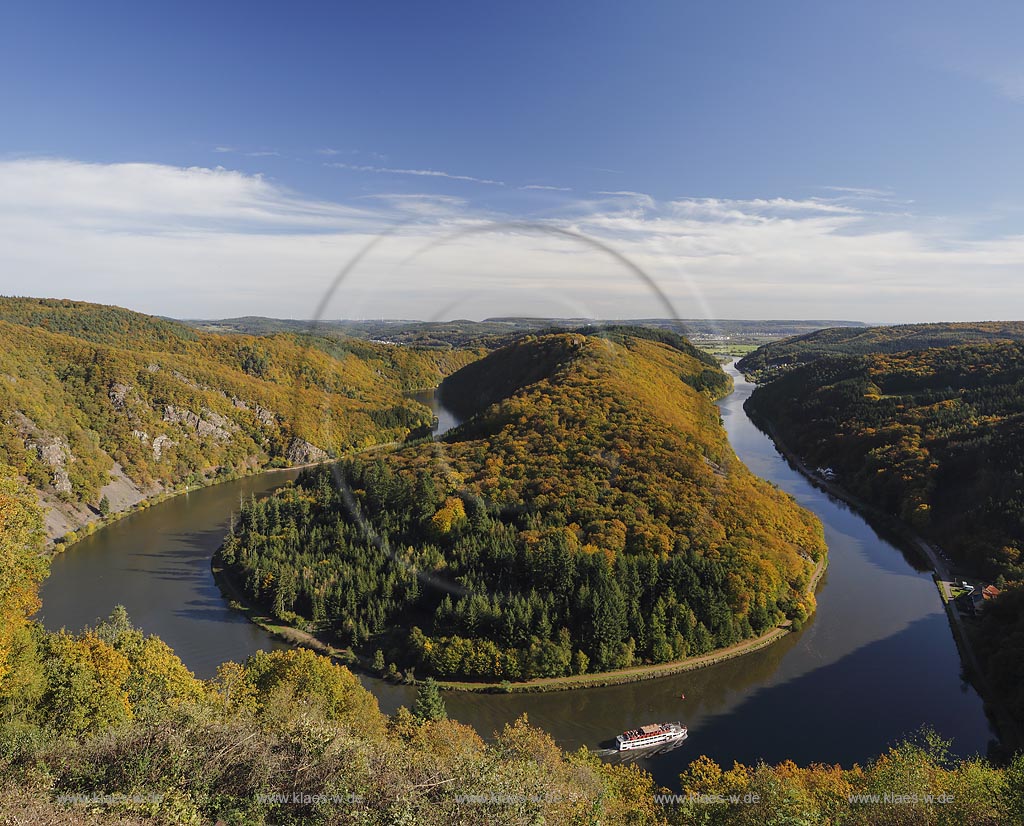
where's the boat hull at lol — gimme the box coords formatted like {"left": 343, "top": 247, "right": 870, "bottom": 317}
{"left": 616, "top": 723, "right": 688, "bottom": 751}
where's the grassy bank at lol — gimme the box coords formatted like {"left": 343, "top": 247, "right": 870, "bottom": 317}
{"left": 434, "top": 555, "right": 826, "bottom": 693}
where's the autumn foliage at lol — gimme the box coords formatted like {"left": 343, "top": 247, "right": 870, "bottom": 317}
{"left": 227, "top": 333, "right": 825, "bottom": 680}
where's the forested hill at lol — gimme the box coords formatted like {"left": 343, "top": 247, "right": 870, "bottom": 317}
{"left": 227, "top": 332, "right": 826, "bottom": 682}
{"left": 0, "top": 297, "right": 478, "bottom": 540}
{"left": 743, "top": 341, "right": 1024, "bottom": 728}
{"left": 192, "top": 315, "right": 866, "bottom": 351}
{"left": 437, "top": 326, "right": 727, "bottom": 418}
{"left": 737, "top": 321, "right": 1024, "bottom": 382}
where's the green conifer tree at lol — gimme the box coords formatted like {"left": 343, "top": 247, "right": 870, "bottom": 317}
{"left": 412, "top": 677, "right": 447, "bottom": 722}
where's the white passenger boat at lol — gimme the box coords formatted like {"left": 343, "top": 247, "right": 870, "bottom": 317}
{"left": 616, "top": 722, "right": 688, "bottom": 751}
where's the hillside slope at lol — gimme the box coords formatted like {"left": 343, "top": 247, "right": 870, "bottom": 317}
{"left": 228, "top": 332, "right": 826, "bottom": 681}
{"left": 0, "top": 297, "right": 478, "bottom": 539}
{"left": 744, "top": 342, "right": 1024, "bottom": 728}
{"left": 737, "top": 321, "right": 1024, "bottom": 382}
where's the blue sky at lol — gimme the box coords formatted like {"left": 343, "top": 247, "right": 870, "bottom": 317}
{"left": 2, "top": 1, "right": 1024, "bottom": 321}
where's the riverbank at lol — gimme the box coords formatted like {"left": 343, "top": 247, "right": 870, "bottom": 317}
{"left": 214, "top": 536, "right": 826, "bottom": 694}
{"left": 43, "top": 361, "right": 995, "bottom": 768}
{"left": 46, "top": 436, "right": 412, "bottom": 555}
{"left": 48, "top": 458, "right": 332, "bottom": 552}
{"left": 211, "top": 551, "right": 355, "bottom": 663}
{"left": 746, "top": 406, "right": 1021, "bottom": 753}
{"left": 436, "top": 556, "right": 826, "bottom": 693}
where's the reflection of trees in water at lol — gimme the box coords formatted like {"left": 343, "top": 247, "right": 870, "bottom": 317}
{"left": 442, "top": 614, "right": 815, "bottom": 754}
{"left": 743, "top": 413, "right": 933, "bottom": 576}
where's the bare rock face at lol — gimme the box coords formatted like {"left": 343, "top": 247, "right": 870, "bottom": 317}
{"left": 285, "top": 437, "right": 328, "bottom": 465}
{"left": 132, "top": 429, "right": 150, "bottom": 444}
{"left": 163, "top": 404, "right": 234, "bottom": 441}
{"left": 196, "top": 420, "right": 226, "bottom": 440}
{"left": 254, "top": 403, "right": 276, "bottom": 427}
{"left": 109, "top": 382, "right": 132, "bottom": 410}
{"left": 152, "top": 434, "right": 174, "bottom": 460}
{"left": 163, "top": 404, "right": 201, "bottom": 429}
{"left": 30, "top": 434, "right": 73, "bottom": 494}
{"left": 109, "top": 382, "right": 150, "bottom": 423}
{"left": 200, "top": 407, "right": 236, "bottom": 432}
{"left": 231, "top": 398, "right": 275, "bottom": 426}
{"left": 52, "top": 468, "right": 72, "bottom": 494}
{"left": 97, "top": 462, "right": 147, "bottom": 513}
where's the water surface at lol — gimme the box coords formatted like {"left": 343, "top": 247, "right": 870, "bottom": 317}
{"left": 41, "top": 362, "right": 995, "bottom": 787}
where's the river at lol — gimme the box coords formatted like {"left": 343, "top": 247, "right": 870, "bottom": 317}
{"left": 39, "top": 369, "right": 996, "bottom": 788}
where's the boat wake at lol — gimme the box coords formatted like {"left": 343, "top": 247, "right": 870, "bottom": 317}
{"left": 610, "top": 737, "right": 689, "bottom": 763}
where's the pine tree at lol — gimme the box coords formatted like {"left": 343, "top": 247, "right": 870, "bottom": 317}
{"left": 412, "top": 677, "right": 447, "bottom": 722}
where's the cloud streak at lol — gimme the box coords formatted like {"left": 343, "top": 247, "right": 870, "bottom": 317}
{"left": 329, "top": 162, "right": 505, "bottom": 186}
{"left": 520, "top": 184, "right": 572, "bottom": 191}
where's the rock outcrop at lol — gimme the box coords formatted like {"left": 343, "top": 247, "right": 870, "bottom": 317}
{"left": 152, "top": 434, "right": 174, "bottom": 460}
{"left": 285, "top": 437, "right": 328, "bottom": 465}
{"left": 163, "top": 404, "right": 235, "bottom": 441}
{"left": 34, "top": 436, "right": 73, "bottom": 494}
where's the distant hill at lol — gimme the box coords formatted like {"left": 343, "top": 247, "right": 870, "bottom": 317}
{"left": 227, "top": 331, "right": 826, "bottom": 682}
{"left": 188, "top": 316, "right": 866, "bottom": 351}
{"left": 737, "top": 321, "right": 1024, "bottom": 381}
{"left": 0, "top": 297, "right": 478, "bottom": 539}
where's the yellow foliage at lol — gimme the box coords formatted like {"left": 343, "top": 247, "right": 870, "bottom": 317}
{"left": 430, "top": 496, "right": 466, "bottom": 535}
{"left": 0, "top": 465, "right": 47, "bottom": 685}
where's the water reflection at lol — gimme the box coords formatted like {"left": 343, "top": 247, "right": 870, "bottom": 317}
{"left": 39, "top": 361, "right": 994, "bottom": 778}
{"left": 408, "top": 387, "right": 462, "bottom": 436}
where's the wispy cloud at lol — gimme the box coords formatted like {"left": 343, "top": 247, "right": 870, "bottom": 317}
{"left": 213, "top": 146, "right": 279, "bottom": 158}
{"left": 594, "top": 190, "right": 656, "bottom": 208}
{"left": 2, "top": 157, "right": 1022, "bottom": 323}
{"left": 520, "top": 184, "right": 572, "bottom": 192}
{"left": 0, "top": 158, "right": 383, "bottom": 232}
{"left": 329, "top": 162, "right": 505, "bottom": 186}
{"left": 820, "top": 186, "right": 896, "bottom": 199}
{"left": 357, "top": 192, "right": 470, "bottom": 217}
{"left": 668, "top": 197, "right": 863, "bottom": 220}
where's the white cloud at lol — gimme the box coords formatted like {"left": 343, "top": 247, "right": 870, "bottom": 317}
{"left": 0, "top": 158, "right": 382, "bottom": 232}
{"left": 520, "top": 184, "right": 572, "bottom": 192}
{"left": 668, "top": 197, "right": 862, "bottom": 221}
{"left": 1, "top": 157, "right": 1022, "bottom": 323}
